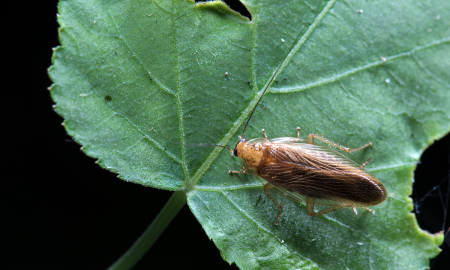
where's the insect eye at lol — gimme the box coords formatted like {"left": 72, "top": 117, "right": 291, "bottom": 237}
{"left": 233, "top": 148, "right": 238, "bottom": 156}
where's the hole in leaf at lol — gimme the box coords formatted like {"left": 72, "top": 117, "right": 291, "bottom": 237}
{"left": 196, "top": 0, "right": 252, "bottom": 20}
{"left": 413, "top": 132, "right": 450, "bottom": 269}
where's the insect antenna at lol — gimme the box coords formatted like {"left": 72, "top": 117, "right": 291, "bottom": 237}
{"left": 240, "top": 25, "right": 308, "bottom": 138}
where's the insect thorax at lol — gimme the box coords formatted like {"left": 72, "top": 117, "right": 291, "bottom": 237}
{"left": 235, "top": 138, "right": 269, "bottom": 171}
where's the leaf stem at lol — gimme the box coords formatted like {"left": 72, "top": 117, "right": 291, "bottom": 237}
{"left": 107, "top": 191, "right": 186, "bottom": 270}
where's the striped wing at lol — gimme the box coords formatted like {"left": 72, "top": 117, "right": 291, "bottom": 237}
{"left": 259, "top": 141, "right": 386, "bottom": 207}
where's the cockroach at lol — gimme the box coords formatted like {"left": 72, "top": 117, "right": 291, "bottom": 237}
{"left": 215, "top": 101, "right": 387, "bottom": 225}
{"left": 213, "top": 64, "right": 386, "bottom": 226}
{"left": 228, "top": 127, "right": 387, "bottom": 225}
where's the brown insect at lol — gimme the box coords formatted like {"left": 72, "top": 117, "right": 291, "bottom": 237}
{"left": 214, "top": 72, "right": 386, "bottom": 226}
{"left": 227, "top": 127, "right": 387, "bottom": 225}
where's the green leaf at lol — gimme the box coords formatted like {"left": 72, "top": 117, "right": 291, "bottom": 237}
{"left": 49, "top": 0, "right": 450, "bottom": 269}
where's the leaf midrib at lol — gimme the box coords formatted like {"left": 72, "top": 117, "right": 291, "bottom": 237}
{"left": 185, "top": 0, "right": 339, "bottom": 191}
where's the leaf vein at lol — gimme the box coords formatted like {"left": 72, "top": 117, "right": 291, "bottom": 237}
{"left": 270, "top": 37, "right": 450, "bottom": 93}
{"left": 106, "top": 11, "right": 176, "bottom": 96}
{"left": 171, "top": 0, "right": 190, "bottom": 186}
{"left": 220, "top": 190, "right": 314, "bottom": 264}
{"left": 412, "top": 54, "right": 450, "bottom": 88}
{"left": 59, "top": 62, "right": 182, "bottom": 164}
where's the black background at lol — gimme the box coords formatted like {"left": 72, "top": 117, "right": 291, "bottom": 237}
{"left": 4, "top": 0, "right": 448, "bottom": 269}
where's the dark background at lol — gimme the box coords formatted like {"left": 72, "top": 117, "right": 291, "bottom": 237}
{"left": 5, "top": 0, "right": 448, "bottom": 269}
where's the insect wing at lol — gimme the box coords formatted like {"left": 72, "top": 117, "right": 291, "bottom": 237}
{"left": 252, "top": 173, "right": 310, "bottom": 206}
{"left": 259, "top": 160, "right": 348, "bottom": 207}
{"left": 269, "top": 139, "right": 363, "bottom": 171}
{"left": 260, "top": 141, "right": 385, "bottom": 207}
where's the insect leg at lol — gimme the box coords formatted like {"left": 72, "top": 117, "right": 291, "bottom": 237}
{"left": 360, "top": 158, "right": 372, "bottom": 169}
{"left": 229, "top": 168, "right": 247, "bottom": 174}
{"left": 263, "top": 183, "right": 283, "bottom": 225}
{"left": 296, "top": 127, "right": 300, "bottom": 138}
{"left": 363, "top": 207, "right": 375, "bottom": 215}
{"left": 306, "top": 134, "right": 372, "bottom": 153}
{"left": 261, "top": 129, "right": 268, "bottom": 138}
{"left": 306, "top": 197, "right": 346, "bottom": 216}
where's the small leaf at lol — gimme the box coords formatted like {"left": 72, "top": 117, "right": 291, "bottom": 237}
{"left": 49, "top": 0, "right": 450, "bottom": 269}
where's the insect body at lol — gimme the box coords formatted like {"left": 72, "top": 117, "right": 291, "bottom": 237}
{"left": 230, "top": 128, "right": 387, "bottom": 225}
{"left": 214, "top": 96, "right": 388, "bottom": 225}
